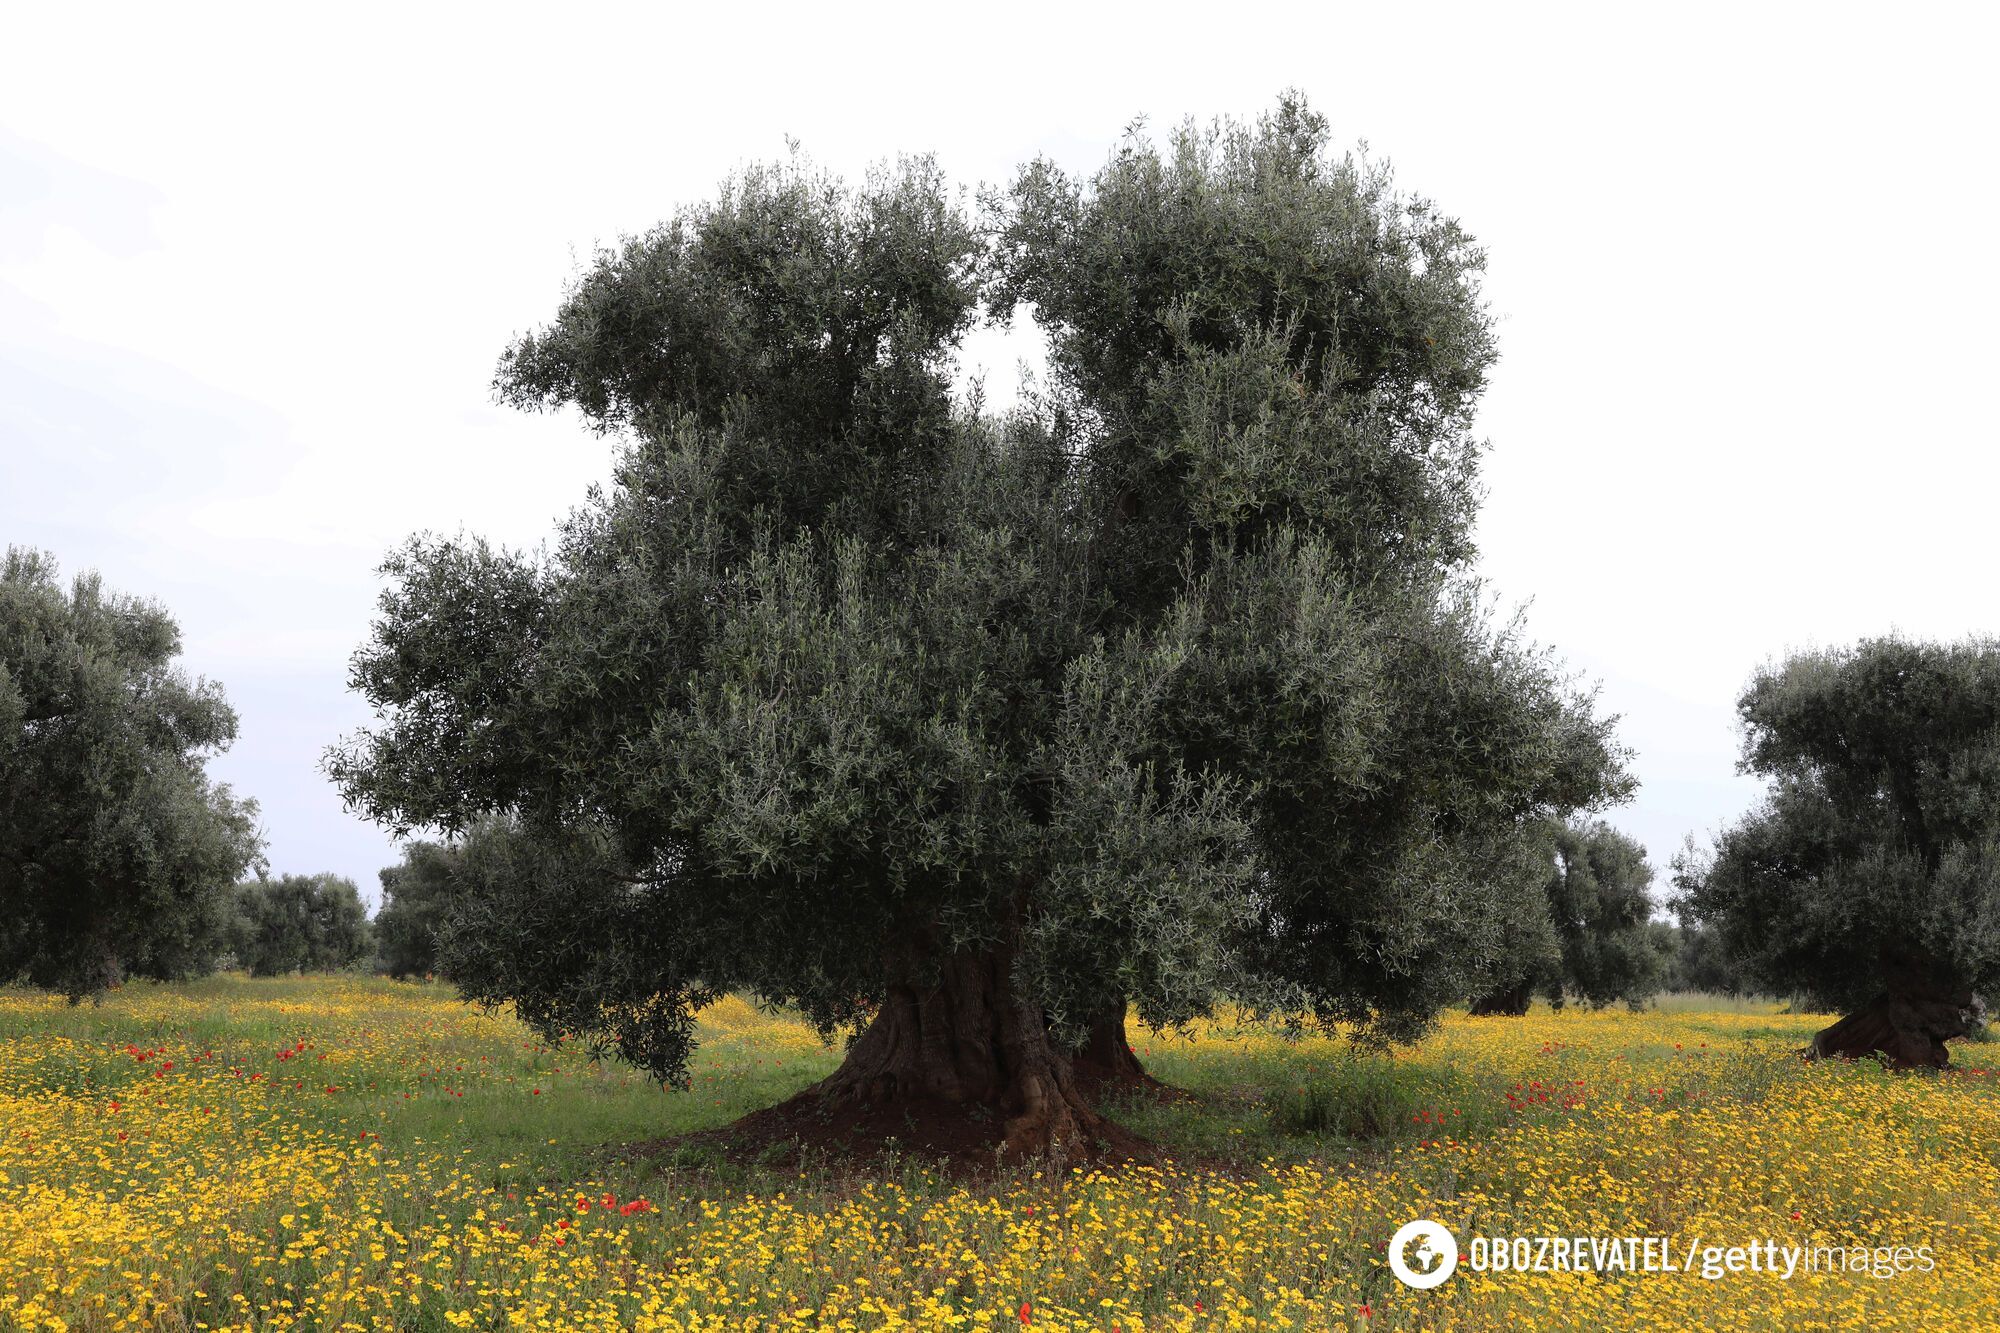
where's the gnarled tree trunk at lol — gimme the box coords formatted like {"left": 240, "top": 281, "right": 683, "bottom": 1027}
{"left": 1468, "top": 984, "right": 1533, "bottom": 1017}
{"left": 1809, "top": 978, "right": 1976, "bottom": 1069}
{"left": 1808, "top": 946, "right": 1978, "bottom": 1069}
{"left": 737, "top": 922, "right": 1141, "bottom": 1164}
{"left": 1067, "top": 1002, "right": 1164, "bottom": 1095}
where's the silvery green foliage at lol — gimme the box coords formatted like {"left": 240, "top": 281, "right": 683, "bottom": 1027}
{"left": 1677, "top": 636, "right": 2000, "bottom": 1012}
{"left": 230, "top": 872, "right": 373, "bottom": 977}
{"left": 0, "top": 548, "right": 263, "bottom": 996}
{"left": 329, "top": 100, "right": 1628, "bottom": 1084}
{"left": 1475, "top": 820, "right": 1665, "bottom": 1012}
{"left": 375, "top": 838, "right": 456, "bottom": 980}
{"left": 988, "top": 95, "right": 1491, "bottom": 611}
{"left": 990, "top": 97, "right": 1627, "bottom": 1041}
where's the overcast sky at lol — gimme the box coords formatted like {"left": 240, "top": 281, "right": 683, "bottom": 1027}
{"left": 4, "top": 3, "right": 1995, "bottom": 907}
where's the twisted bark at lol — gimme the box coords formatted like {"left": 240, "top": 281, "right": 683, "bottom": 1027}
{"left": 805, "top": 946, "right": 1107, "bottom": 1158}
{"left": 1807, "top": 948, "right": 1977, "bottom": 1069}
{"left": 738, "top": 914, "right": 1139, "bottom": 1163}
{"left": 1067, "top": 1004, "right": 1161, "bottom": 1094}
{"left": 1808, "top": 988, "right": 1975, "bottom": 1069}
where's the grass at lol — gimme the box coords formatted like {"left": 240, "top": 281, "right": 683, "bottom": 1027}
{"left": 3, "top": 977, "right": 1998, "bottom": 1330}
{"left": 1644, "top": 990, "right": 1786, "bottom": 1015}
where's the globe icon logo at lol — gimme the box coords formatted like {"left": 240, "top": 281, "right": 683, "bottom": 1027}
{"left": 1388, "top": 1219, "right": 1459, "bottom": 1289}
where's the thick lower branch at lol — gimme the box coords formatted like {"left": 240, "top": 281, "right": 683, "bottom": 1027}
{"left": 1067, "top": 1003, "right": 1163, "bottom": 1095}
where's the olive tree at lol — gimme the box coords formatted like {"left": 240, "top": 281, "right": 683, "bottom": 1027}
{"left": 1, "top": 548, "right": 262, "bottom": 996}
{"left": 375, "top": 840, "right": 457, "bottom": 980}
{"left": 1677, "top": 636, "right": 2000, "bottom": 1067}
{"left": 329, "top": 98, "right": 1625, "bottom": 1157}
{"left": 1657, "top": 913, "right": 1761, "bottom": 997}
{"left": 1468, "top": 820, "right": 1664, "bottom": 1015}
{"left": 230, "top": 873, "right": 373, "bottom": 977}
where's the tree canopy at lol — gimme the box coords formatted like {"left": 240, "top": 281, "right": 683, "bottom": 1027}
{"left": 1, "top": 548, "right": 262, "bottom": 996}
{"left": 328, "top": 96, "right": 1628, "bottom": 1157}
{"left": 1677, "top": 635, "right": 2000, "bottom": 1066}
{"left": 230, "top": 873, "right": 373, "bottom": 977}
{"left": 1469, "top": 819, "right": 1664, "bottom": 1015}
{"left": 375, "top": 840, "right": 458, "bottom": 980}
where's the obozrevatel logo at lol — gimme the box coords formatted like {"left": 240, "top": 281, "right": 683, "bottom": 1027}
{"left": 1388, "top": 1219, "right": 1459, "bottom": 1289}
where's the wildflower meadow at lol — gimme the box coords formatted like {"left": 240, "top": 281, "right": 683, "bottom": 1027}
{"left": 3, "top": 977, "right": 1996, "bottom": 1331}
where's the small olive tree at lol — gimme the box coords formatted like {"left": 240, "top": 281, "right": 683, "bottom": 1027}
{"left": 231, "top": 874, "right": 373, "bottom": 977}
{"left": 1468, "top": 820, "right": 1664, "bottom": 1015}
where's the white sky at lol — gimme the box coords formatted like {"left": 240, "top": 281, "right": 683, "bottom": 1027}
{"left": 4, "top": 3, "right": 1995, "bottom": 907}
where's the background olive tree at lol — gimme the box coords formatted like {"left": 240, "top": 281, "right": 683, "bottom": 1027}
{"left": 1, "top": 548, "right": 262, "bottom": 996}
{"left": 374, "top": 840, "right": 457, "bottom": 980}
{"left": 1468, "top": 820, "right": 1664, "bottom": 1016}
{"left": 1677, "top": 636, "right": 2000, "bottom": 1066}
{"left": 229, "top": 873, "right": 374, "bottom": 978}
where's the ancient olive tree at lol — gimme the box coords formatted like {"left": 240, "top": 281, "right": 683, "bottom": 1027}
{"left": 329, "top": 98, "right": 1625, "bottom": 1157}
{"left": 1677, "top": 636, "right": 2000, "bottom": 1068}
{"left": 1, "top": 548, "right": 262, "bottom": 996}
{"left": 1467, "top": 820, "right": 1664, "bottom": 1016}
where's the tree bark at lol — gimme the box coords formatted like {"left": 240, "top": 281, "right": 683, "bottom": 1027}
{"left": 1808, "top": 984, "right": 1976, "bottom": 1069}
{"left": 1067, "top": 1003, "right": 1162, "bottom": 1094}
{"left": 737, "top": 926, "right": 1141, "bottom": 1164}
{"left": 1468, "top": 985, "right": 1534, "bottom": 1017}
{"left": 1807, "top": 945, "right": 1977, "bottom": 1069}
